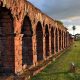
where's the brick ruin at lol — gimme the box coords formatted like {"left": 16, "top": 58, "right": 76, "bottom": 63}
{"left": 0, "top": 0, "right": 73, "bottom": 75}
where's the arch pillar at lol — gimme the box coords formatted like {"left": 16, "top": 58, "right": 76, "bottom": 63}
{"left": 59, "top": 30, "right": 61, "bottom": 51}
{"left": 14, "top": 18, "right": 23, "bottom": 73}
{"left": 49, "top": 28, "right": 52, "bottom": 57}
{"left": 43, "top": 27, "right": 46, "bottom": 60}
{"left": 54, "top": 28, "right": 56, "bottom": 54}
{"left": 32, "top": 28, "right": 37, "bottom": 66}
{"left": 14, "top": 34, "right": 23, "bottom": 73}
{"left": 64, "top": 32, "right": 66, "bottom": 48}
{"left": 66, "top": 32, "right": 67, "bottom": 47}
{"left": 62, "top": 31, "right": 63, "bottom": 49}
{"left": 67, "top": 32, "right": 69, "bottom": 47}
{"left": 64, "top": 32, "right": 65, "bottom": 49}
{"left": 57, "top": 30, "right": 59, "bottom": 52}
{"left": 61, "top": 31, "right": 63, "bottom": 50}
{"left": 63, "top": 31, "right": 65, "bottom": 49}
{"left": 43, "top": 28, "right": 46, "bottom": 60}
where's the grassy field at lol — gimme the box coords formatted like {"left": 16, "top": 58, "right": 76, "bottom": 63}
{"left": 32, "top": 41, "right": 80, "bottom": 80}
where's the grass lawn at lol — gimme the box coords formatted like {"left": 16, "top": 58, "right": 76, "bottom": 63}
{"left": 32, "top": 41, "right": 80, "bottom": 80}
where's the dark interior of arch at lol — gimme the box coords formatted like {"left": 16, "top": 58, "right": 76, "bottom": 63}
{"left": 51, "top": 28, "right": 54, "bottom": 54}
{"left": 45, "top": 25, "right": 49, "bottom": 56}
{"left": 36, "top": 21, "right": 43, "bottom": 61}
{"left": 55, "top": 29, "right": 58, "bottom": 52}
{"left": 21, "top": 16, "right": 33, "bottom": 35}
{"left": 64, "top": 32, "right": 66, "bottom": 47}
{"left": 62, "top": 31, "right": 63, "bottom": 49}
{"left": 59, "top": 30, "right": 61, "bottom": 50}
{"left": 0, "top": 7, "right": 15, "bottom": 75}
{"left": 22, "top": 15, "right": 33, "bottom": 66}
{"left": 66, "top": 33, "right": 67, "bottom": 47}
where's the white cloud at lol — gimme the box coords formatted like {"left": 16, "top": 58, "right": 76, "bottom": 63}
{"left": 67, "top": 25, "right": 80, "bottom": 35}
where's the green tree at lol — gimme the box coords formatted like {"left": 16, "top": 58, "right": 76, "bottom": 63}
{"left": 72, "top": 26, "right": 76, "bottom": 35}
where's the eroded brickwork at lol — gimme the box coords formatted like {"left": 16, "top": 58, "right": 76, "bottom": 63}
{"left": 0, "top": 0, "right": 73, "bottom": 75}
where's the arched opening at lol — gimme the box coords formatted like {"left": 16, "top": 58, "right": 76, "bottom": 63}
{"left": 66, "top": 32, "right": 68, "bottom": 47}
{"left": 65, "top": 32, "right": 67, "bottom": 48}
{"left": 51, "top": 27, "right": 54, "bottom": 54}
{"left": 21, "top": 16, "right": 33, "bottom": 66}
{"left": 36, "top": 21, "right": 43, "bottom": 61}
{"left": 59, "top": 30, "right": 61, "bottom": 50}
{"left": 55, "top": 29, "right": 58, "bottom": 52}
{"left": 64, "top": 32, "right": 66, "bottom": 48}
{"left": 45, "top": 24, "right": 49, "bottom": 57}
{"left": 62, "top": 31, "right": 64, "bottom": 49}
{"left": 0, "top": 7, "right": 14, "bottom": 74}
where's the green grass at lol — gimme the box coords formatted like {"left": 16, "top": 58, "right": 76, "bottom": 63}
{"left": 32, "top": 41, "right": 80, "bottom": 80}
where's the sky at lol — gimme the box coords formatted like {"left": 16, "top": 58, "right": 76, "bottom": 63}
{"left": 27, "top": 0, "right": 80, "bottom": 35}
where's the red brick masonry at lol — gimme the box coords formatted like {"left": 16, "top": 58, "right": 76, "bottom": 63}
{"left": 0, "top": 0, "right": 73, "bottom": 74}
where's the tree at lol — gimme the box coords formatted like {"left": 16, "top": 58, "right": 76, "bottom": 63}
{"left": 72, "top": 26, "right": 76, "bottom": 35}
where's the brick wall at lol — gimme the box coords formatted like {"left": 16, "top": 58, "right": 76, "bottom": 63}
{"left": 0, "top": 0, "right": 73, "bottom": 75}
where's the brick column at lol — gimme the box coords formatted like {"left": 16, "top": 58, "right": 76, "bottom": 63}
{"left": 58, "top": 30, "right": 60, "bottom": 52}
{"left": 32, "top": 28, "right": 37, "bottom": 66}
{"left": 54, "top": 28, "right": 56, "bottom": 54}
{"left": 63, "top": 32, "right": 65, "bottom": 49}
{"left": 65, "top": 32, "right": 66, "bottom": 48}
{"left": 65, "top": 32, "right": 67, "bottom": 48}
{"left": 66, "top": 32, "right": 67, "bottom": 47}
{"left": 62, "top": 31, "right": 64, "bottom": 49}
{"left": 43, "top": 31, "right": 46, "bottom": 60}
{"left": 14, "top": 18, "right": 23, "bottom": 73}
{"left": 66, "top": 32, "right": 68, "bottom": 47}
{"left": 64, "top": 32, "right": 66, "bottom": 48}
{"left": 14, "top": 34, "right": 23, "bottom": 73}
{"left": 60, "top": 30, "right": 62, "bottom": 51}
{"left": 59, "top": 30, "right": 62, "bottom": 51}
{"left": 61, "top": 31, "right": 63, "bottom": 50}
{"left": 49, "top": 30, "right": 52, "bottom": 57}
{"left": 67, "top": 32, "right": 69, "bottom": 47}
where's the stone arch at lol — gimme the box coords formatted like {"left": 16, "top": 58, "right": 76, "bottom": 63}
{"left": 55, "top": 28, "right": 58, "bottom": 52}
{"left": 62, "top": 31, "right": 64, "bottom": 49}
{"left": 64, "top": 32, "right": 66, "bottom": 48}
{"left": 36, "top": 21, "right": 43, "bottom": 61}
{"left": 59, "top": 29, "right": 61, "bottom": 50}
{"left": 51, "top": 27, "right": 54, "bottom": 54}
{"left": 66, "top": 32, "right": 68, "bottom": 47}
{"left": 21, "top": 15, "right": 33, "bottom": 66}
{"left": 45, "top": 24, "right": 49, "bottom": 57}
{"left": 0, "top": 7, "right": 15, "bottom": 74}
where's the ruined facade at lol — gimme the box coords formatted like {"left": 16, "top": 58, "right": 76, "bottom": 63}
{"left": 0, "top": 0, "right": 73, "bottom": 75}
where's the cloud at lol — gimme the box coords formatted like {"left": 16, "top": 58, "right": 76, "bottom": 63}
{"left": 28, "top": 0, "right": 80, "bottom": 20}
{"left": 61, "top": 16, "right": 80, "bottom": 26}
{"left": 28, "top": 0, "right": 80, "bottom": 34}
{"left": 67, "top": 25, "right": 80, "bottom": 35}
{"left": 43, "top": 0, "right": 80, "bottom": 19}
